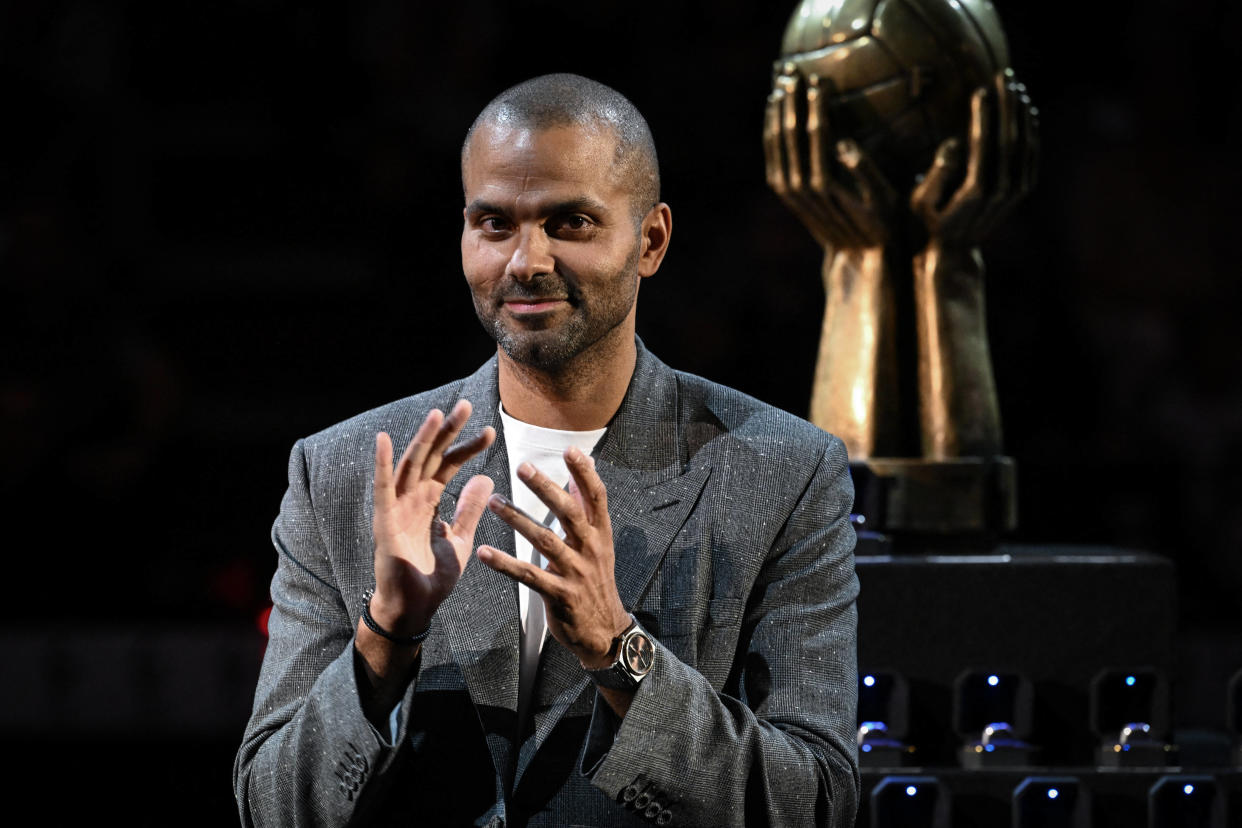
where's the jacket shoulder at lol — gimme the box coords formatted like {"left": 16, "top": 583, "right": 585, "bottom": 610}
{"left": 672, "top": 369, "right": 840, "bottom": 461}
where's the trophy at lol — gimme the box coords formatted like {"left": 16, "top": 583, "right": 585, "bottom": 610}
{"left": 765, "top": 0, "right": 1037, "bottom": 543}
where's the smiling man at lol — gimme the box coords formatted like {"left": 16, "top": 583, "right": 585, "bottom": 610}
{"left": 234, "top": 74, "right": 860, "bottom": 827}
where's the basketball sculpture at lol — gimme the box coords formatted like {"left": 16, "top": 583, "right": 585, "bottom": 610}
{"left": 777, "top": 0, "right": 1012, "bottom": 192}
{"left": 765, "top": 0, "right": 1037, "bottom": 537}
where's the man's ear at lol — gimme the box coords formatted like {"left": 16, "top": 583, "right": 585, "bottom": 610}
{"left": 637, "top": 203, "right": 673, "bottom": 278}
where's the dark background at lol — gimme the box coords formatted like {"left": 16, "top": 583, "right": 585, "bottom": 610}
{"left": 3, "top": 0, "right": 1240, "bottom": 822}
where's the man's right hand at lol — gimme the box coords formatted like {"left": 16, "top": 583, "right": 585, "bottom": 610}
{"left": 357, "top": 400, "right": 495, "bottom": 707}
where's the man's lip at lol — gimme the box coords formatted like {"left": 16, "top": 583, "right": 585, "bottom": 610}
{"left": 503, "top": 298, "right": 568, "bottom": 313}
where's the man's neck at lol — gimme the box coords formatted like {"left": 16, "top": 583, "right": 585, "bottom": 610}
{"left": 497, "top": 334, "right": 636, "bottom": 431}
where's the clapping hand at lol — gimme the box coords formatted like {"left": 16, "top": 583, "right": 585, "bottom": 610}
{"left": 477, "top": 446, "right": 631, "bottom": 671}
{"left": 368, "top": 400, "right": 496, "bottom": 639}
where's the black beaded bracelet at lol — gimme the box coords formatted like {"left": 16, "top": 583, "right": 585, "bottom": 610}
{"left": 361, "top": 589, "right": 431, "bottom": 645}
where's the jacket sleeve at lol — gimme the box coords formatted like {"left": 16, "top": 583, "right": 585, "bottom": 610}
{"left": 582, "top": 436, "right": 860, "bottom": 827}
{"left": 232, "top": 438, "right": 413, "bottom": 827}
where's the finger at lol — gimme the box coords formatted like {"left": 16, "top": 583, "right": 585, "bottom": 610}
{"left": 961, "top": 85, "right": 991, "bottom": 199}
{"left": 427, "top": 518, "right": 459, "bottom": 576}
{"left": 477, "top": 544, "right": 563, "bottom": 599}
{"left": 806, "top": 73, "right": 828, "bottom": 194}
{"left": 979, "top": 74, "right": 1033, "bottom": 238}
{"left": 435, "top": 425, "right": 497, "bottom": 485}
{"left": 565, "top": 447, "right": 609, "bottom": 531}
{"left": 373, "top": 432, "right": 396, "bottom": 510}
{"left": 394, "top": 408, "right": 445, "bottom": 495}
{"left": 780, "top": 71, "right": 805, "bottom": 193}
{"left": 421, "top": 398, "right": 473, "bottom": 480}
{"left": 993, "top": 70, "right": 1017, "bottom": 203}
{"left": 449, "top": 474, "right": 495, "bottom": 566}
{"left": 910, "top": 137, "right": 963, "bottom": 220}
{"left": 515, "top": 460, "right": 585, "bottom": 533}
{"left": 487, "top": 493, "right": 573, "bottom": 570}
{"left": 807, "top": 79, "right": 869, "bottom": 247}
{"left": 941, "top": 87, "right": 990, "bottom": 234}
{"left": 764, "top": 89, "right": 788, "bottom": 197}
{"left": 975, "top": 73, "right": 1018, "bottom": 237}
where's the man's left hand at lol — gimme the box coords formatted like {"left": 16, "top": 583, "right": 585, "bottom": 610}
{"left": 476, "top": 445, "right": 631, "bottom": 670}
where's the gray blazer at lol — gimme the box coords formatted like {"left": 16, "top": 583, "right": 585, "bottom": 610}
{"left": 234, "top": 341, "right": 860, "bottom": 827}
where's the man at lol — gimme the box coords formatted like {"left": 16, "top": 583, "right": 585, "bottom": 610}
{"left": 234, "top": 73, "right": 859, "bottom": 827}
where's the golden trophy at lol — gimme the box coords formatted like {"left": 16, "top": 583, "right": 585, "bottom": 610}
{"left": 765, "top": 0, "right": 1037, "bottom": 540}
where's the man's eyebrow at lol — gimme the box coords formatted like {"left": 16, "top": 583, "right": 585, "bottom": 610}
{"left": 465, "top": 197, "right": 610, "bottom": 219}
{"left": 465, "top": 200, "right": 506, "bottom": 219}
{"left": 543, "top": 197, "right": 610, "bottom": 215}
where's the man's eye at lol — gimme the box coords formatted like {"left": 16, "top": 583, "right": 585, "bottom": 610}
{"left": 552, "top": 215, "right": 592, "bottom": 234}
{"left": 480, "top": 217, "right": 509, "bottom": 233}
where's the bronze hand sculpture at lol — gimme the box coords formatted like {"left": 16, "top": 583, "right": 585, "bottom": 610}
{"left": 766, "top": 0, "right": 1038, "bottom": 535}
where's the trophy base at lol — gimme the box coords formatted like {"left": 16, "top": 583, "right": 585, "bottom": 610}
{"left": 850, "top": 455, "right": 1017, "bottom": 540}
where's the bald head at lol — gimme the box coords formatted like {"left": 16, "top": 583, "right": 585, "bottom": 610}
{"left": 462, "top": 74, "right": 660, "bottom": 222}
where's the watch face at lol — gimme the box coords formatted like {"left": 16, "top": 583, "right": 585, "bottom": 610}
{"left": 623, "top": 631, "right": 655, "bottom": 675}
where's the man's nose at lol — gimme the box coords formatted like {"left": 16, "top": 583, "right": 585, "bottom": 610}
{"left": 505, "top": 226, "right": 554, "bottom": 283}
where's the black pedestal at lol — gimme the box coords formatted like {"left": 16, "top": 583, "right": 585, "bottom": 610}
{"left": 851, "top": 544, "right": 1242, "bottom": 827}
{"left": 856, "top": 544, "right": 1176, "bottom": 767}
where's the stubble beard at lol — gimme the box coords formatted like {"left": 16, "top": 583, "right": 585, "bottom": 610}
{"left": 473, "top": 246, "right": 641, "bottom": 374}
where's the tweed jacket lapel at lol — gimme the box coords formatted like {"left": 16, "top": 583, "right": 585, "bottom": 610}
{"left": 437, "top": 357, "right": 521, "bottom": 787}
{"left": 512, "top": 340, "right": 712, "bottom": 791}
{"left": 593, "top": 343, "right": 715, "bottom": 612}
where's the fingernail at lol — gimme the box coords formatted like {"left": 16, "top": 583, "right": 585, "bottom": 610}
{"left": 517, "top": 462, "right": 534, "bottom": 479}
{"left": 489, "top": 493, "right": 510, "bottom": 510}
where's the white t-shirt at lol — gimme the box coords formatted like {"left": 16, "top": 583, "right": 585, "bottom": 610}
{"left": 498, "top": 404, "right": 606, "bottom": 734}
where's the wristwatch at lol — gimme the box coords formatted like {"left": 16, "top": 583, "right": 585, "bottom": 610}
{"left": 585, "top": 616, "right": 655, "bottom": 690}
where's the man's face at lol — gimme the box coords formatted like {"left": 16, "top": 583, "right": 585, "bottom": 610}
{"left": 461, "top": 123, "right": 646, "bottom": 371}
